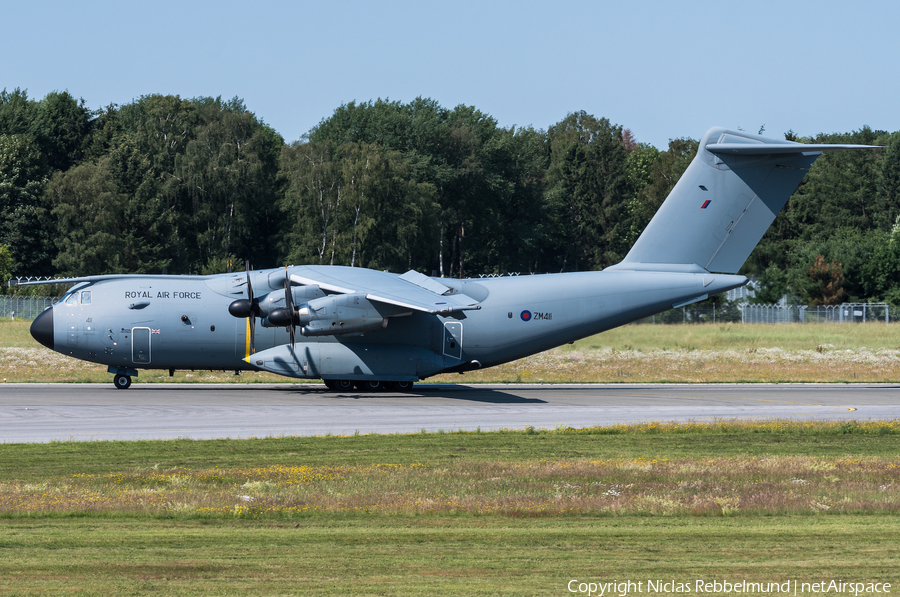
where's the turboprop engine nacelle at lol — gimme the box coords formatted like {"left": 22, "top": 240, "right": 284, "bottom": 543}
{"left": 299, "top": 293, "right": 387, "bottom": 336}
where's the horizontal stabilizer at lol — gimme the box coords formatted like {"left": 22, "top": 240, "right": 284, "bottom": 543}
{"left": 707, "top": 142, "right": 879, "bottom": 155}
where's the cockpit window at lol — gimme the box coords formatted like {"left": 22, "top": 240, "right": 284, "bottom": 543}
{"left": 64, "top": 293, "right": 79, "bottom": 305}
{"left": 81, "top": 291, "right": 91, "bottom": 304}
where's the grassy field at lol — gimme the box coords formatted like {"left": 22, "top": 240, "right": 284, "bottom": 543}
{"left": 1, "top": 423, "right": 899, "bottom": 594}
{"left": 4, "top": 319, "right": 900, "bottom": 383}
{"left": 1, "top": 516, "right": 896, "bottom": 595}
{"left": 4, "top": 320, "right": 900, "bottom": 594}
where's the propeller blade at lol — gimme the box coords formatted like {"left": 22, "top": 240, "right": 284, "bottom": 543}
{"left": 246, "top": 260, "right": 256, "bottom": 355}
{"left": 284, "top": 267, "right": 296, "bottom": 346}
{"left": 228, "top": 260, "right": 259, "bottom": 355}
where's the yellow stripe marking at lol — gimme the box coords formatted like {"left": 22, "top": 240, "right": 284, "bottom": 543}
{"left": 245, "top": 318, "right": 251, "bottom": 358}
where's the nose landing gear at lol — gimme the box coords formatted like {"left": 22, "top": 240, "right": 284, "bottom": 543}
{"left": 108, "top": 367, "right": 138, "bottom": 389}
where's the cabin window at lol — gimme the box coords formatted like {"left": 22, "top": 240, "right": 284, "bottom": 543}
{"left": 81, "top": 291, "right": 91, "bottom": 304}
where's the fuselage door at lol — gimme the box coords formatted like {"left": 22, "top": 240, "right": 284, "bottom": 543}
{"left": 132, "top": 327, "right": 151, "bottom": 364}
{"left": 443, "top": 321, "right": 463, "bottom": 360}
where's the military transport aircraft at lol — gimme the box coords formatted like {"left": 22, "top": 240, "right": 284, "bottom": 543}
{"left": 15, "top": 127, "right": 880, "bottom": 389}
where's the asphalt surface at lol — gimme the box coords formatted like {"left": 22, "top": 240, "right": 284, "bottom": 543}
{"left": 1, "top": 383, "right": 899, "bottom": 443}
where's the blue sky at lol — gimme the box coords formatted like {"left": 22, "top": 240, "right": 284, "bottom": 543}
{"left": 5, "top": 0, "right": 898, "bottom": 149}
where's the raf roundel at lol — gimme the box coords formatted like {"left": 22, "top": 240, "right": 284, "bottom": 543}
{"left": 520, "top": 310, "right": 532, "bottom": 321}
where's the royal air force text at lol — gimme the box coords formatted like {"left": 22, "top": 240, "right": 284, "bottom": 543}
{"left": 124, "top": 291, "right": 202, "bottom": 300}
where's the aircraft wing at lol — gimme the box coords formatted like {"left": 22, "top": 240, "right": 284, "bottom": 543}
{"left": 291, "top": 266, "right": 481, "bottom": 314}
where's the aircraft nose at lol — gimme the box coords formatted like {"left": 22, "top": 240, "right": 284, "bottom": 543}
{"left": 31, "top": 307, "right": 54, "bottom": 350}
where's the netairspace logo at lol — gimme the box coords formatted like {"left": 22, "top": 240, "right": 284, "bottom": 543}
{"left": 567, "top": 579, "right": 892, "bottom": 596}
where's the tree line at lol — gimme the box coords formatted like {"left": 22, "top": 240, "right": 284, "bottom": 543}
{"left": 2, "top": 88, "right": 900, "bottom": 305}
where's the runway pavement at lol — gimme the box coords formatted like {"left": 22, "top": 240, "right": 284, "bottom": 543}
{"left": 1, "top": 383, "right": 899, "bottom": 443}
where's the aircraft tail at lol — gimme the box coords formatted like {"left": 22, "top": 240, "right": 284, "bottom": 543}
{"left": 610, "top": 127, "right": 878, "bottom": 274}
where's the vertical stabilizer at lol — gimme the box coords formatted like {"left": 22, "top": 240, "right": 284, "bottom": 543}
{"left": 611, "top": 127, "right": 879, "bottom": 274}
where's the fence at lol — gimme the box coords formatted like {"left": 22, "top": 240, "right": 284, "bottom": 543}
{"left": 740, "top": 303, "right": 891, "bottom": 324}
{"left": 637, "top": 303, "right": 743, "bottom": 324}
{"left": 0, "top": 296, "right": 59, "bottom": 320}
{"left": 629, "top": 302, "right": 896, "bottom": 325}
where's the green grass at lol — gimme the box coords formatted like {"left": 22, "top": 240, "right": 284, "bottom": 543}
{"left": 2, "top": 421, "right": 900, "bottom": 482}
{"left": 2, "top": 422, "right": 899, "bottom": 518}
{"left": 0, "top": 319, "right": 34, "bottom": 348}
{"left": 1, "top": 423, "right": 899, "bottom": 594}
{"left": 1, "top": 516, "right": 896, "bottom": 595}
{"left": 570, "top": 321, "right": 900, "bottom": 352}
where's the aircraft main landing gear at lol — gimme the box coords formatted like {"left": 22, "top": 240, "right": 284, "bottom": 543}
{"left": 357, "top": 380, "right": 385, "bottom": 391}
{"left": 323, "top": 379, "right": 415, "bottom": 392}
{"left": 113, "top": 374, "right": 132, "bottom": 389}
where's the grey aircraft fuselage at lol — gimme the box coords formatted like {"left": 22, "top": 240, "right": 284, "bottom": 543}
{"left": 36, "top": 266, "right": 744, "bottom": 383}
{"left": 23, "top": 126, "right": 880, "bottom": 389}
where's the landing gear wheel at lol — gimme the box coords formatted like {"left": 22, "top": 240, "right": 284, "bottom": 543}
{"left": 357, "top": 380, "right": 385, "bottom": 392}
{"left": 323, "top": 380, "right": 337, "bottom": 390}
{"left": 113, "top": 374, "right": 132, "bottom": 390}
{"left": 334, "top": 379, "right": 355, "bottom": 391}
{"left": 386, "top": 381, "right": 414, "bottom": 392}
